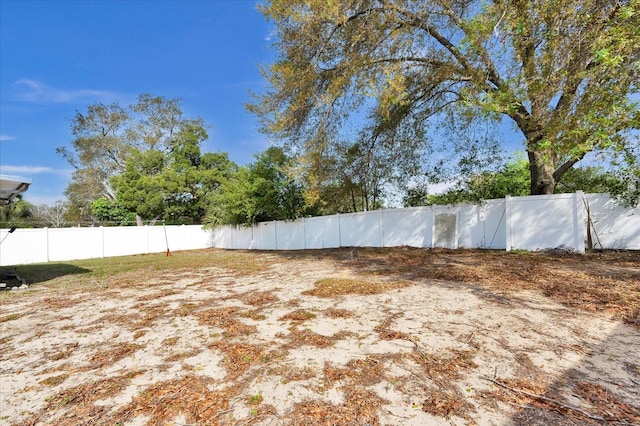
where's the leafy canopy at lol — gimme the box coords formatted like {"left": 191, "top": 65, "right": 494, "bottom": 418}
{"left": 57, "top": 94, "right": 236, "bottom": 224}
{"left": 204, "top": 147, "right": 307, "bottom": 226}
{"left": 251, "top": 0, "right": 639, "bottom": 199}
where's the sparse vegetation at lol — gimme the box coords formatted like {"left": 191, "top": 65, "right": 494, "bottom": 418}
{"left": 1, "top": 247, "right": 638, "bottom": 425}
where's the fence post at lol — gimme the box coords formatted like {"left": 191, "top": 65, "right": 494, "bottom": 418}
{"left": 454, "top": 209, "right": 459, "bottom": 249}
{"left": 430, "top": 208, "right": 435, "bottom": 248}
{"left": 505, "top": 196, "right": 512, "bottom": 251}
{"left": 573, "top": 191, "right": 585, "bottom": 253}
{"left": 380, "top": 210, "right": 385, "bottom": 247}
{"left": 101, "top": 226, "right": 105, "bottom": 258}
{"left": 45, "top": 227, "right": 50, "bottom": 262}
{"left": 274, "top": 221, "right": 278, "bottom": 250}
{"left": 303, "top": 218, "right": 307, "bottom": 250}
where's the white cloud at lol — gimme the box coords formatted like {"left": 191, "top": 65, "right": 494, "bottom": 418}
{"left": 0, "top": 135, "right": 16, "bottom": 142}
{"left": 0, "top": 165, "right": 71, "bottom": 176}
{"left": 12, "top": 78, "right": 121, "bottom": 104}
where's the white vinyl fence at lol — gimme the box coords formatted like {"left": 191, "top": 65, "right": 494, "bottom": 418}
{"left": 0, "top": 225, "right": 212, "bottom": 266}
{"left": 0, "top": 192, "right": 638, "bottom": 266}
{"left": 210, "top": 192, "right": 639, "bottom": 253}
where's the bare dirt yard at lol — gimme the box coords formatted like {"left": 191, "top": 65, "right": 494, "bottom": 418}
{"left": 1, "top": 247, "right": 639, "bottom": 425}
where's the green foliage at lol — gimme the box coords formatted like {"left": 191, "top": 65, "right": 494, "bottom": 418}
{"left": 58, "top": 94, "right": 209, "bottom": 224}
{"left": 111, "top": 126, "right": 236, "bottom": 224}
{"left": 424, "top": 159, "right": 531, "bottom": 205}
{"left": 91, "top": 197, "right": 135, "bottom": 225}
{"left": 0, "top": 196, "right": 34, "bottom": 228}
{"left": 252, "top": 0, "right": 640, "bottom": 197}
{"left": 204, "top": 147, "right": 307, "bottom": 226}
{"left": 410, "top": 156, "right": 633, "bottom": 206}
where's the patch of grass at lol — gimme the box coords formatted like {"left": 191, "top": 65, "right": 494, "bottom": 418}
{"left": 247, "top": 392, "right": 263, "bottom": 406}
{"left": 303, "top": 277, "right": 413, "bottom": 297}
{"left": 1, "top": 249, "right": 272, "bottom": 295}
{"left": 39, "top": 374, "right": 69, "bottom": 387}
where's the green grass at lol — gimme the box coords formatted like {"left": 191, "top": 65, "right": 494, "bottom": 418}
{"left": 0, "top": 249, "right": 270, "bottom": 297}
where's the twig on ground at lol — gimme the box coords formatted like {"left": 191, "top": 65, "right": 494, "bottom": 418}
{"left": 482, "top": 376, "right": 605, "bottom": 422}
{"left": 465, "top": 332, "right": 475, "bottom": 344}
{"left": 407, "top": 336, "right": 427, "bottom": 359}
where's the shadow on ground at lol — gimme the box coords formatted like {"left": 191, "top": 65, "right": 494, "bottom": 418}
{"left": 504, "top": 321, "right": 640, "bottom": 425}
{"left": 1, "top": 264, "right": 91, "bottom": 286}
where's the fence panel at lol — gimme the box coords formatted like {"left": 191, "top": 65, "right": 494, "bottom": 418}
{"left": 508, "top": 193, "right": 583, "bottom": 251}
{"left": 382, "top": 207, "right": 432, "bottom": 248}
{"left": 276, "top": 220, "right": 306, "bottom": 250}
{"left": 478, "top": 200, "right": 507, "bottom": 249}
{"left": 0, "top": 228, "right": 48, "bottom": 265}
{"left": 340, "top": 211, "right": 383, "bottom": 247}
{"left": 231, "top": 226, "right": 253, "bottom": 249}
{"left": 304, "top": 216, "right": 340, "bottom": 249}
{"left": 456, "top": 205, "right": 479, "bottom": 249}
{"left": 104, "top": 227, "right": 149, "bottom": 257}
{"left": 48, "top": 227, "right": 104, "bottom": 261}
{"left": 585, "top": 194, "right": 640, "bottom": 249}
{"left": 210, "top": 226, "right": 233, "bottom": 249}
{"left": 253, "top": 222, "right": 276, "bottom": 250}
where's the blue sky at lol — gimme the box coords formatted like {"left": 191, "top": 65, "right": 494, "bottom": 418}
{"left": 1, "top": 0, "right": 275, "bottom": 205}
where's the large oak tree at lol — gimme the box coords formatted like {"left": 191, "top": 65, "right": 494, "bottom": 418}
{"left": 250, "top": 0, "right": 639, "bottom": 196}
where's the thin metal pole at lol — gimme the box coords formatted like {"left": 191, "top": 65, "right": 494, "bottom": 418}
{"left": 163, "top": 221, "right": 171, "bottom": 256}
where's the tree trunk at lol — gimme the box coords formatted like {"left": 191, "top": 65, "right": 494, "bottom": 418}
{"left": 528, "top": 151, "right": 556, "bottom": 195}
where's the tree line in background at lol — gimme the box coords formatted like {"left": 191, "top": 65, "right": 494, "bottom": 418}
{"left": 3, "top": 0, "right": 639, "bottom": 228}
{"left": 0, "top": 94, "right": 631, "bottom": 229}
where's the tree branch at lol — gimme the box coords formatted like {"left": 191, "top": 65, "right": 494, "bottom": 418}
{"left": 553, "top": 152, "right": 587, "bottom": 182}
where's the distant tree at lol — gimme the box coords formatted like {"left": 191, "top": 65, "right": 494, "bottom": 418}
{"left": 112, "top": 126, "right": 236, "bottom": 224}
{"left": 0, "top": 195, "right": 33, "bottom": 227}
{"left": 205, "top": 167, "right": 258, "bottom": 226}
{"left": 91, "top": 197, "right": 135, "bottom": 225}
{"left": 58, "top": 94, "right": 208, "bottom": 224}
{"left": 251, "top": 0, "right": 640, "bottom": 197}
{"left": 32, "top": 201, "right": 68, "bottom": 228}
{"left": 416, "top": 156, "right": 632, "bottom": 205}
{"left": 204, "top": 147, "right": 307, "bottom": 226}
{"left": 300, "top": 131, "right": 426, "bottom": 213}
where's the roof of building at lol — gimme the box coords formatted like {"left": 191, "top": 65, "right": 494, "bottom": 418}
{"left": 0, "top": 174, "right": 32, "bottom": 205}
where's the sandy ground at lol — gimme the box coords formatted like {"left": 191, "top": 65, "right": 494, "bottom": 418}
{"left": 0, "top": 249, "right": 639, "bottom": 425}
